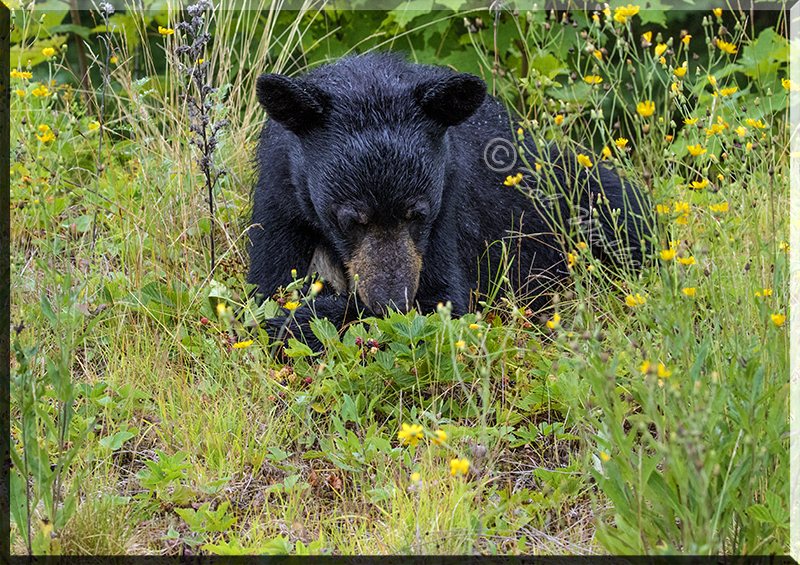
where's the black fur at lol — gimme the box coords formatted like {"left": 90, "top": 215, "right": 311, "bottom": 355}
{"left": 249, "top": 53, "right": 652, "bottom": 348}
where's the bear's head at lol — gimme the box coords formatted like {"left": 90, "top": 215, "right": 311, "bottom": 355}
{"left": 256, "top": 60, "right": 486, "bottom": 315}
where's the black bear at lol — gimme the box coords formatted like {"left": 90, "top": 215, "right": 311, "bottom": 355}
{"left": 249, "top": 53, "right": 651, "bottom": 347}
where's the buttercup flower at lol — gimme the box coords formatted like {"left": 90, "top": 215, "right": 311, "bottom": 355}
{"left": 771, "top": 313, "right": 786, "bottom": 327}
{"left": 687, "top": 144, "right": 706, "bottom": 156}
{"left": 682, "top": 287, "right": 696, "bottom": 296}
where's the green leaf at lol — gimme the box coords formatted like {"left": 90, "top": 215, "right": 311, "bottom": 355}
{"left": 284, "top": 339, "right": 315, "bottom": 358}
{"left": 746, "top": 503, "right": 773, "bottom": 523}
{"left": 99, "top": 430, "right": 135, "bottom": 451}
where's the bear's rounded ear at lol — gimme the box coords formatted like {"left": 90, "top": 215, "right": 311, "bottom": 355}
{"left": 256, "top": 73, "right": 328, "bottom": 135}
{"left": 416, "top": 73, "right": 486, "bottom": 127}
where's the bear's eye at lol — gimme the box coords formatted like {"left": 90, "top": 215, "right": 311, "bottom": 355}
{"left": 336, "top": 206, "right": 366, "bottom": 233}
{"left": 405, "top": 200, "right": 430, "bottom": 222}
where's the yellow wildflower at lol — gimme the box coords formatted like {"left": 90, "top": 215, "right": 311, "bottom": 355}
{"left": 577, "top": 154, "right": 593, "bottom": 168}
{"left": 639, "top": 361, "right": 651, "bottom": 373}
{"left": 654, "top": 43, "right": 667, "bottom": 57}
{"left": 691, "top": 179, "right": 709, "bottom": 190}
{"left": 455, "top": 340, "right": 466, "bottom": 348}
{"left": 657, "top": 364, "right": 671, "bottom": 378}
{"left": 673, "top": 63, "right": 688, "bottom": 77}
{"left": 15, "top": 89, "right": 25, "bottom": 97}
{"left": 683, "top": 35, "right": 691, "bottom": 46}
{"left": 42, "top": 47, "right": 55, "bottom": 57}
{"left": 716, "top": 39, "right": 737, "bottom": 54}
{"left": 311, "top": 280, "right": 323, "bottom": 294}
{"left": 687, "top": 144, "right": 706, "bottom": 156}
{"left": 600, "top": 451, "right": 611, "bottom": 461}
{"left": 432, "top": 430, "right": 447, "bottom": 445}
{"left": 660, "top": 249, "right": 676, "bottom": 261}
{"left": 37, "top": 131, "right": 54, "bottom": 143}
{"left": 782, "top": 78, "right": 800, "bottom": 91}
{"left": 31, "top": 85, "right": 49, "bottom": 97}
{"left": 642, "top": 31, "right": 652, "bottom": 43}
{"left": 708, "top": 75, "right": 717, "bottom": 87}
{"left": 615, "top": 137, "right": 629, "bottom": 149}
{"left": 232, "top": 340, "right": 253, "bottom": 349}
{"left": 602, "top": 146, "right": 612, "bottom": 159}
{"left": 450, "top": 458, "right": 470, "bottom": 476}
{"left": 398, "top": 423, "right": 424, "bottom": 446}
{"left": 554, "top": 114, "right": 564, "bottom": 125}
{"left": 284, "top": 301, "right": 301, "bottom": 310}
{"left": 504, "top": 173, "right": 523, "bottom": 186}
{"left": 158, "top": 26, "right": 175, "bottom": 35}
{"left": 636, "top": 101, "right": 655, "bottom": 117}
{"left": 584, "top": 75, "right": 603, "bottom": 84}
{"left": 713, "top": 8, "right": 722, "bottom": 17}
{"left": 88, "top": 121, "right": 100, "bottom": 131}
{"left": 684, "top": 118, "right": 698, "bottom": 125}
{"left": 657, "top": 204, "right": 670, "bottom": 214}
{"left": 546, "top": 313, "right": 561, "bottom": 329}
{"left": 744, "top": 118, "right": 767, "bottom": 128}
{"left": 682, "top": 287, "right": 696, "bottom": 296}
{"left": 677, "top": 256, "right": 696, "bottom": 265}
{"left": 720, "top": 86, "right": 737, "bottom": 97}
{"left": 771, "top": 313, "right": 786, "bottom": 327}
{"left": 735, "top": 126, "right": 746, "bottom": 137}
{"left": 411, "top": 472, "right": 420, "bottom": 482}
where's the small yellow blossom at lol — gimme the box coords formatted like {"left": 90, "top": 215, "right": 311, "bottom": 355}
{"left": 745, "top": 142, "right": 753, "bottom": 151}
{"left": 637, "top": 101, "right": 655, "bottom": 117}
{"left": 546, "top": 312, "right": 561, "bottom": 329}
{"left": 216, "top": 302, "right": 227, "bottom": 316}
{"left": 709, "top": 202, "right": 729, "bottom": 213}
{"left": 654, "top": 43, "right": 667, "bottom": 57}
{"left": 38, "top": 124, "right": 50, "bottom": 132}
{"left": 584, "top": 75, "right": 603, "bottom": 84}
{"left": 158, "top": 26, "right": 175, "bottom": 35}
{"left": 602, "top": 146, "right": 611, "bottom": 159}
{"left": 779, "top": 242, "right": 790, "bottom": 252}
{"left": 15, "top": 89, "right": 26, "bottom": 97}
{"left": 673, "top": 63, "right": 688, "bottom": 77}
{"left": 554, "top": 114, "right": 564, "bottom": 125}
{"left": 683, "top": 35, "right": 692, "bottom": 45}
{"left": 687, "top": 144, "right": 706, "bottom": 156}
{"left": 708, "top": 75, "right": 717, "bottom": 87}
{"left": 615, "top": 137, "right": 629, "bottom": 149}
{"left": 642, "top": 31, "right": 652, "bottom": 43}
{"left": 42, "top": 47, "right": 55, "bottom": 57}
{"left": 674, "top": 201, "right": 690, "bottom": 214}
{"left": 504, "top": 173, "right": 523, "bottom": 186}
{"left": 735, "top": 126, "right": 746, "bottom": 137}
{"left": 659, "top": 56, "right": 666, "bottom": 65}
{"left": 639, "top": 361, "right": 651, "bottom": 373}
{"left": 232, "top": 340, "right": 253, "bottom": 349}
{"left": 771, "top": 313, "right": 786, "bottom": 327}
{"left": 469, "top": 323, "right": 479, "bottom": 329}
{"left": 284, "top": 301, "right": 301, "bottom": 310}
{"left": 716, "top": 39, "right": 737, "bottom": 54}
{"left": 411, "top": 472, "right": 420, "bottom": 482}
{"left": 31, "top": 85, "right": 49, "bottom": 97}
{"left": 657, "top": 204, "right": 670, "bottom": 214}
{"left": 684, "top": 118, "right": 698, "bottom": 125}
{"left": 577, "top": 154, "right": 593, "bottom": 168}
{"left": 37, "top": 131, "right": 55, "bottom": 143}
{"left": 455, "top": 340, "right": 466, "bottom": 348}
{"left": 660, "top": 249, "right": 676, "bottom": 261}
{"left": 744, "top": 118, "right": 767, "bottom": 128}
{"left": 782, "top": 78, "right": 800, "bottom": 91}
{"left": 600, "top": 451, "right": 611, "bottom": 461}
{"left": 677, "top": 256, "right": 696, "bottom": 265}
{"left": 682, "top": 287, "right": 696, "bottom": 296}
{"left": 432, "top": 430, "right": 447, "bottom": 445}
{"left": 398, "top": 423, "right": 424, "bottom": 446}
{"left": 450, "top": 458, "right": 470, "bottom": 476}
{"left": 720, "top": 86, "right": 737, "bottom": 97}
{"left": 755, "top": 289, "right": 773, "bottom": 297}
{"left": 625, "top": 294, "right": 638, "bottom": 307}
{"left": 713, "top": 8, "right": 722, "bottom": 17}
{"left": 691, "top": 179, "right": 709, "bottom": 190}
{"left": 593, "top": 50, "right": 603, "bottom": 60}
{"left": 311, "top": 281, "right": 323, "bottom": 294}
{"left": 657, "top": 363, "right": 672, "bottom": 378}
{"left": 88, "top": 121, "right": 100, "bottom": 131}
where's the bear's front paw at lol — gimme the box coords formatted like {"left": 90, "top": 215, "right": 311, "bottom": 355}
{"left": 264, "top": 308, "right": 324, "bottom": 351}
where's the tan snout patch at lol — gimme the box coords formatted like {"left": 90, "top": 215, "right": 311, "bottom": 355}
{"left": 345, "top": 227, "right": 423, "bottom": 312}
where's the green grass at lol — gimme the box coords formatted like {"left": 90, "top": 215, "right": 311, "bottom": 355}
{"left": 9, "top": 1, "right": 790, "bottom": 556}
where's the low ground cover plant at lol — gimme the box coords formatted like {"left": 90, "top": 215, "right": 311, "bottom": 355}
{"left": 9, "top": 0, "right": 789, "bottom": 555}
